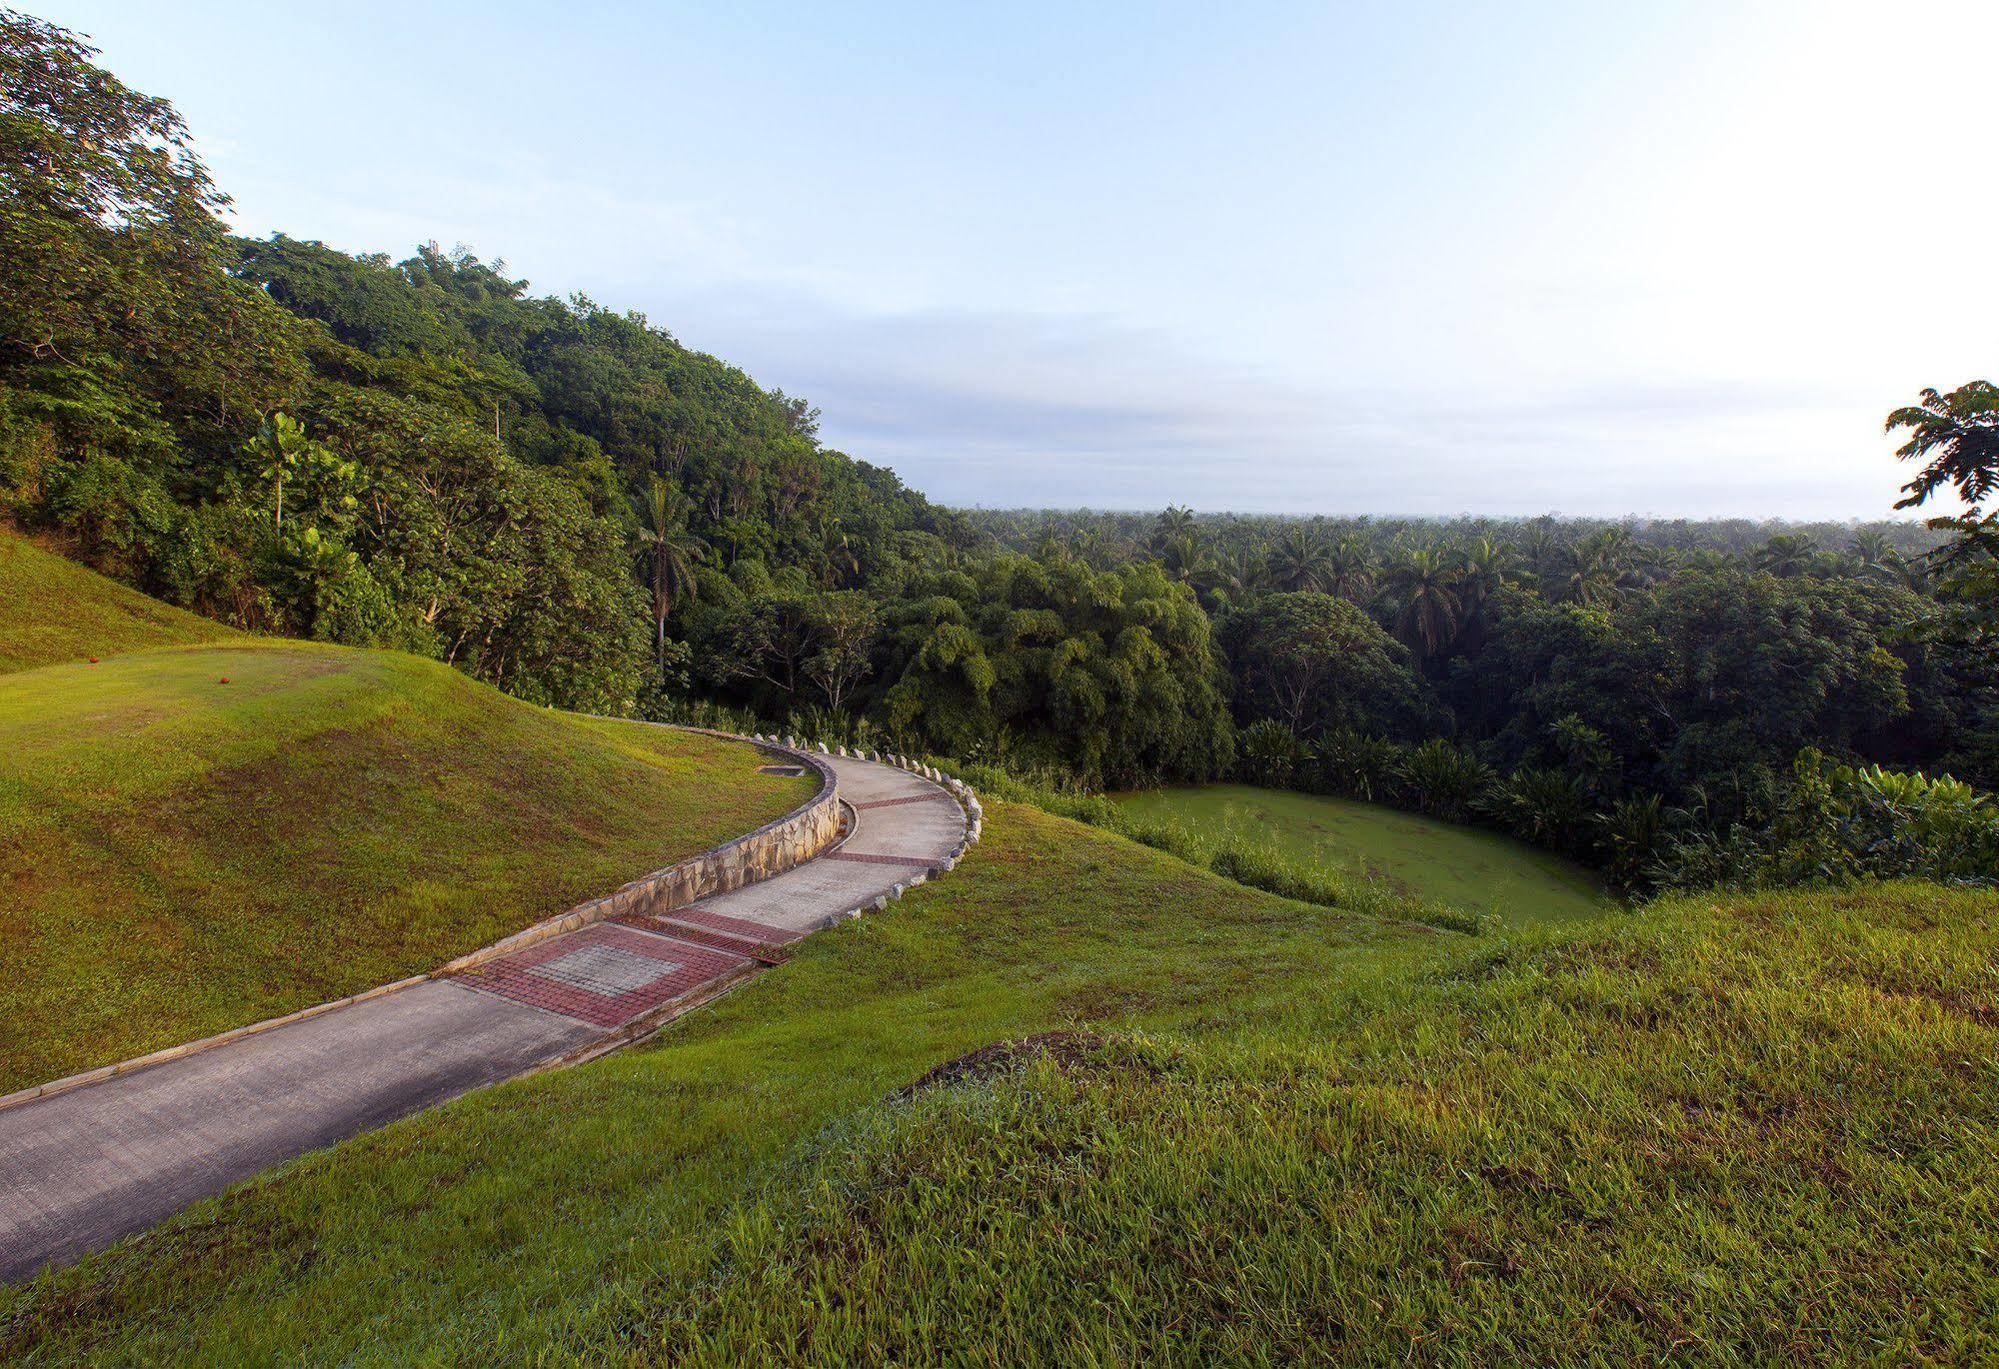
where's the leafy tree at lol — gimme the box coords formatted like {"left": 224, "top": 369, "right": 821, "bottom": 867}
{"left": 803, "top": 591, "right": 878, "bottom": 714}
{"left": 1225, "top": 592, "right": 1425, "bottom": 738}
{"left": 1888, "top": 381, "right": 1999, "bottom": 510}
{"left": 881, "top": 555, "right": 1233, "bottom": 785}
{"left": 1887, "top": 381, "right": 1999, "bottom": 653}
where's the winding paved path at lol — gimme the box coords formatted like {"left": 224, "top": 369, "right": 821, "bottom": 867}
{"left": 0, "top": 753, "right": 965, "bottom": 1283}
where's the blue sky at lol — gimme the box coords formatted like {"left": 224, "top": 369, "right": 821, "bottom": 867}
{"left": 50, "top": 0, "right": 1998, "bottom": 517}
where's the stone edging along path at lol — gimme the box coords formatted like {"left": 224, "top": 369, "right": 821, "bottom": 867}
{"left": 0, "top": 728, "right": 980, "bottom": 1116}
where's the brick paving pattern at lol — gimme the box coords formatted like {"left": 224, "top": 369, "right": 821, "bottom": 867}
{"left": 850, "top": 792, "right": 960, "bottom": 811}
{"left": 613, "top": 916, "right": 791, "bottom": 964}
{"left": 661, "top": 905, "right": 808, "bottom": 944}
{"left": 826, "top": 850, "right": 941, "bottom": 867}
{"left": 457, "top": 923, "right": 747, "bottom": 1029}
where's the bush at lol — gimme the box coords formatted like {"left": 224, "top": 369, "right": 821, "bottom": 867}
{"left": 1396, "top": 738, "right": 1492, "bottom": 823}
{"left": 1236, "top": 719, "right": 1300, "bottom": 787}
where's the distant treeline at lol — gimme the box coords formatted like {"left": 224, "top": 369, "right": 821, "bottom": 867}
{"left": 962, "top": 508, "right": 1947, "bottom": 562}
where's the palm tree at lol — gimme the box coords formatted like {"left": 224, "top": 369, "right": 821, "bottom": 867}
{"left": 1551, "top": 529, "right": 1645, "bottom": 607}
{"left": 1381, "top": 546, "right": 1462, "bottom": 661}
{"left": 1324, "top": 535, "right": 1376, "bottom": 603}
{"left": 1519, "top": 518, "right": 1566, "bottom": 581}
{"left": 1193, "top": 544, "right": 1261, "bottom": 608}
{"left": 819, "top": 523, "right": 862, "bottom": 587}
{"left": 1869, "top": 553, "right": 1931, "bottom": 593}
{"left": 632, "top": 475, "right": 707, "bottom": 667}
{"left": 1154, "top": 529, "right": 1206, "bottom": 583}
{"left": 1753, "top": 532, "right": 1819, "bottom": 578}
{"left": 1454, "top": 536, "right": 1519, "bottom": 621}
{"left": 1847, "top": 529, "right": 1895, "bottom": 573}
{"left": 1151, "top": 505, "right": 1197, "bottom": 550}
{"left": 1267, "top": 527, "right": 1332, "bottom": 592}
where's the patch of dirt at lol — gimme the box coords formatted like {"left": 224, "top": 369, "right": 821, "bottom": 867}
{"left": 1438, "top": 1224, "right": 1524, "bottom": 1285}
{"left": 892, "top": 1029, "right": 1113, "bottom": 1100}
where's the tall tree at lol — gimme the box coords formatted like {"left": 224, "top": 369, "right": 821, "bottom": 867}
{"left": 1226, "top": 593, "right": 1425, "bottom": 737}
{"left": 1381, "top": 546, "right": 1462, "bottom": 661}
{"left": 1886, "top": 381, "right": 1999, "bottom": 652}
{"left": 630, "top": 475, "right": 706, "bottom": 667}
{"left": 1267, "top": 527, "right": 1332, "bottom": 592}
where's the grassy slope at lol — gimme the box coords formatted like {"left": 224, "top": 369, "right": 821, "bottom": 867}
{"left": 0, "top": 530, "right": 237, "bottom": 672}
{"left": 5, "top": 798, "right": 1992, "bottom": 1363}
{"left": 1115, "top": 783, "right": 1607, "bottom": 924}
{"left": 0, "top": 640, "right": 812, "bottom": 1091}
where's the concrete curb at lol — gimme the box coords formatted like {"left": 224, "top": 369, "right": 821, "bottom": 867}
{"left": 0, "top": 974, "right": 432, "bottom": 1113}
{"left": 0, "top": 726, "right": 838, "bottom": 1116}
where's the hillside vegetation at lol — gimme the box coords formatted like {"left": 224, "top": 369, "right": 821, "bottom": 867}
{"left": 1113, "top": 783, "right": 1606, "bottom": 924}
{"left": 0, "top": 529, "right": 237, "bottom": 672}
{"left": 0, "top": 558, "right": 812, "bottom": 1088}
{"left": 3, "top": 800, "right": 1991, "bottom": 1364}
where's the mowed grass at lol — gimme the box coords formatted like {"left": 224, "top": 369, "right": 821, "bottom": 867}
{"left": 0, "top": 803, "right": 1437, "bottom": 1361}
{"left": 1115, "top": 783, "right": 1608, "bottom": 925}
{"left": 0, "top": 530, "right": 237, "bottom": 672}
{"left": 0, "top": 640, "right": 813, "bottom": 1091}
{"left": 3, "top": 795, "right": 1993, "bottom": 1364}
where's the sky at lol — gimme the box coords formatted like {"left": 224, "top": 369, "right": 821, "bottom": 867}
{"left": 46, "top": 0, "right": 1999, "bottom": 518}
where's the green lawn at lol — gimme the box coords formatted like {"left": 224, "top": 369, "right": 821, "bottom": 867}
{"left": 1114, "top": 783, "right": 1607, "bottom": 925}
{"left": 0, "top": 530, "right": 237, "bottom": 673}
{"left": 0, "top": 640, "right": 812, "bottom": 1092}
{"left": 3, "top": 793, "right": 1992, "bottom": 1363}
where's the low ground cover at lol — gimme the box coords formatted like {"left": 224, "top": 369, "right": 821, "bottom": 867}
{"left": 1112, "top": 783, "right": 1609, "bottom": 925}
{"left": 0, "top": 531, "right": 237, "bottom": 673}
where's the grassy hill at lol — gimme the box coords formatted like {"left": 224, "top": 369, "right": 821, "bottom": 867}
{"left": 0, "top": 541, "right": 814, "bottom": 1092}
{"left": 3, "top": 797, "right": 1990, "bottom": 1363}
{"left": 1113, "top": 784, "right": 1608, "bottom": 925}
{"left": 0, "top": 530, "right": 239, "bottom": 673}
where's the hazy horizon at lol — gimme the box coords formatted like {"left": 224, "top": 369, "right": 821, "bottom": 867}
{"left": 49, "top": 0, "right": 1996, "bottom": 520}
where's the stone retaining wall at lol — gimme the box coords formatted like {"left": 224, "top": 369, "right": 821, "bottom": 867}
{"left": 442, "top": 734, "right": 839, "bottom": 973}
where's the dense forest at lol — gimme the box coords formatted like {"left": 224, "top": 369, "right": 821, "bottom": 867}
{"left": 3, "top": 11, "right": 1995, "bottom": 891}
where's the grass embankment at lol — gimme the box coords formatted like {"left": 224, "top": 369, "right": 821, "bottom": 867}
{"left": 1114, "top": 783, "right": 1608, "bottom": 925}
{"left": 4, "top": 794, "right": 1992, "bottom": 1363}
{"left": 0, "top": 531, "right": 237, "bottom": 672}
{"left": 0, "top": 639, "right": 812, "bottom": 1092}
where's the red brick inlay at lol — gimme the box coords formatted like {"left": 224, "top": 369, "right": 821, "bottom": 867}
{"left": 826, "top": 851, "right": 938, "bottom": 867}
{"left": 850, "top": 792, "right": 959, "bottom": 811}
{"left": 458, "top": 923, "right": 748, "bottom": 1028}
{"left": 614, "top": 916, "right": 792, "bottom": 965}
{"left": 662, "top": 905, "right": 807, "bottom": 945}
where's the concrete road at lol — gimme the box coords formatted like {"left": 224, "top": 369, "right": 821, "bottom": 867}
{"left": 0, "top": 752, "right": 967, "bottom": 1283}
